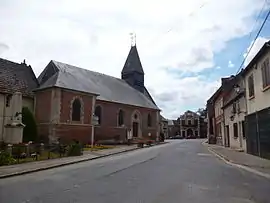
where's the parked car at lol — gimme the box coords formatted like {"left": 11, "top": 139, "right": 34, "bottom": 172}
{"left": 174, "top": 135, "right": 184, "bottom": 139}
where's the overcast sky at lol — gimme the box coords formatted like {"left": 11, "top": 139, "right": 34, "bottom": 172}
{"left": 0, "top": 0, "right": 270, "bottom": 119}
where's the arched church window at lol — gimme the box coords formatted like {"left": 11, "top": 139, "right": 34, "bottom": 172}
{"left": 147, "top": 113, "right": 152, "bottom": 127}
{"left": 95, "top": 106, "right": 102, "bottom": 125}
{"left": 118, "top": 109, "right": 124, "bottom": 126}
{"left": 72, "top": 99, "right": 81, "bottom": 121}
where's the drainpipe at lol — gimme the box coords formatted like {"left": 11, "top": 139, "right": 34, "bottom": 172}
{"left": 1, "top": 95, "right": 7, "bottom": 141}
{"left": 255, "top": 111, "right": 261, "bottom": 157}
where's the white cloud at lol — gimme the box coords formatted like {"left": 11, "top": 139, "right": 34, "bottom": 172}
{"left": 216, "top": 66, "right": 221, "bottom": 69}
{"left": 0, "top": 0, "right": 267, "bottom": 118}
{"left": 244, "top": 37, "right": 270, "bottom": 67}
{"left": 228, "top": 60, "right": 235, "bottom": 68}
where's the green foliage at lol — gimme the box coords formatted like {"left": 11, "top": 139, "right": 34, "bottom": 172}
{"left": 22, "top": 107, "right": 38, "bottom": 142}
{"left": 67, "top": 142, "right": 83, "bottom": 156}
{"left": 0, "top": 151, "right": 16, "bottom": 166}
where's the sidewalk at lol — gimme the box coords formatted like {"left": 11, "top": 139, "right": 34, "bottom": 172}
{"left": 0, "top": 145, "right": 138, "bottom": 179}
{"left": 207, "top": 144, "right": 270, "bottom": 177}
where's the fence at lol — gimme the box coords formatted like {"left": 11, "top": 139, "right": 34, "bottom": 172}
{"left": 0, "top": 142, "right": 82, "bottom": 165}
{"left": 246, "top": 107, "right": 270, "bottom": 159}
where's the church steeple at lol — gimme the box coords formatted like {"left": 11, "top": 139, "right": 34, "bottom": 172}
{"left": 121, "top": 45, "right": 145, "bottom": 93}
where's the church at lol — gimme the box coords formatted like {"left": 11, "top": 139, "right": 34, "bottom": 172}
{"left": 34, "top": 44, "right": 161, "bottom": 144}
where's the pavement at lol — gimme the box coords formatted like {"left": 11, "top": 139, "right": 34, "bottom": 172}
{"left": 0, "top": 139, "right": 270, "bottom": 203}
{"left": 0, "top": 145, "right": 139, "bottom": 179}
{"left": 206, "top": 143, "right": 270, "bottom": 178}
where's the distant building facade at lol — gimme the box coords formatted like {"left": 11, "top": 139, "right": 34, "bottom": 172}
{"left": 168, "top": 119, "right": 179, "bottom": 138}
{"left": 160, "top": 115, "right": 169, "bottom": 138}
{"left": 179, "top": 111, "right": 200, "bottom": 138}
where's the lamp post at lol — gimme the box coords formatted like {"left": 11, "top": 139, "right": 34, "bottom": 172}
{"left": 233, "top": 84, "right": 241, "bottom": 94}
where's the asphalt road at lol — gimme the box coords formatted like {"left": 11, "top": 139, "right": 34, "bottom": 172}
{"left": 1, "top": 140, "right": 270, "bottom": 203}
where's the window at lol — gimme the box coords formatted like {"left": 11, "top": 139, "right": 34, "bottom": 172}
{"left": 72, "top": 99, "right": 81, "bottom": 121}
{"left": 147, "top": 113, "right": 152, "bottom": 127}
{"left": 248, "top": 74, "right": 255, "bottom": 98}
{"left": 233, "top": 123, "right": 238, "bottom": 138}
{"left": 95, "top": 106, "right": 102, "bottom": 125}
{"left": 181, "top": 120, "right": 185, "bottom": 125}
{"left": 188, "top": 120, "right": 192, "bottom": 125}
{"left": 261, "top": 58, "right": 270, "bottom": 88}
{"left": 6, "top": 95, "right": 11, "bottom": 107}
{"left": 242, "top": 121, "right": 246, "bottom": 139}
{"left": 194, "top": 119, "right": 198, "bottom": 126}
{"left": 118, "top": 109, "right": 124, "bottom": 126}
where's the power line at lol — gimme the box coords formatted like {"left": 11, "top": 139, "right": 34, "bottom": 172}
{"left": 236, "top": 3, "right": 270, "bottom": 74}
{"left": 148, "top": 1, "right": 211, "bottom": 46}
{"left": 234, "top": 0, "right": 267, "bottom": 74}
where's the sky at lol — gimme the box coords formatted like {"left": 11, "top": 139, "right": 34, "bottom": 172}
{"left": 0, "top": 0, "right": 270, "bottom": 119}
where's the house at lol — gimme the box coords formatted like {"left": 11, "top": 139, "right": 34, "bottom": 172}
{"left": 167, "top": 119, "right": 179, "bottom": 138}
{"left": 160, "top": 115, "right": 169, "bottom": 138}
{"left": 206, "top": 76, "right": 235, "bottom": 145}
{"left": 222, "top": 73, "right": 247, "bottom": 151}
{"left": 241, "top": 40, "right": 270, "bottom": 158}
{"left": 179, "top": 110, "right": 200, "bottom": 138}
{"left": 34, "top": 45, "right": 161, "bottom": 144}
{"left": 0, "top": 59, "right": 39, "bottom": 143}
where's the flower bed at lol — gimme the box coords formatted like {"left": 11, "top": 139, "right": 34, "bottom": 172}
{"left": 83, "top": 145, "right": 114, "bottom": 151}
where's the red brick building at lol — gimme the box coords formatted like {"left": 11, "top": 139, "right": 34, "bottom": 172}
{"left": 34, "top": 45, "right": 160, "bottom": 144}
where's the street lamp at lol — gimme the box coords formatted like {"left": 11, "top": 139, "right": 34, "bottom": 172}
{"left": 233, "top": 84, "right": 241, "bottom": 94}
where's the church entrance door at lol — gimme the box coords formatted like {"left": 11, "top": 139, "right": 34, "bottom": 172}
{"left": 132, "top": 122, "right": 139, "bottom": 137}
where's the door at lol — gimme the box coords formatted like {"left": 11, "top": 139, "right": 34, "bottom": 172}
{"left": 225, "top": 125, "right": 230, "bottom": 147}
{"left": 132, "top": 122, "right": 138, "bottom": 137}
{"left": 187, "top": 129, "right": 193, "bottom": 138}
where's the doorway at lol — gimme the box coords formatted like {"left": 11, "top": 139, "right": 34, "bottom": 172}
{"left": 187, "top": 129, "right": 193, "bottom": 138}
{"left": 132, "top": 122, "right": 138, "bottom": 137}
{"left": 225, "top": 125, "right": 230, "bottom": 147}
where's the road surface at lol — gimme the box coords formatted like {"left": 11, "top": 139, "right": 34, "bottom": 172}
{"left": 1, "top": 140, "right": 270, "bottom": 203}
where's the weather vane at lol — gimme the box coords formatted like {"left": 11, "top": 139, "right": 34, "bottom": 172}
{"left": 130, "top": 32, "right": 136, "bottom": 47}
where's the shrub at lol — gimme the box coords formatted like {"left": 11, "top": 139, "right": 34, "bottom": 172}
{"left": 67, "top": 142, "right": 82, "bottom": 156}
{"left": 22, "top": 107, "right": 38, "bottom": 142}
{"left": 0, "top": 151, "right": 16, "bottom": 166}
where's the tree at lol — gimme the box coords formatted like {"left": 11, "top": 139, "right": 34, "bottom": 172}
{"left": 22, "top": 107, "right": 38, "bottom": 142}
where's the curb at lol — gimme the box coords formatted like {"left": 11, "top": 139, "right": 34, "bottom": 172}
{"left": 0, "top": 142, "right": 167, "bottom": 179}
{"left": 206, "top": 146, "right": 270, "bottom": 180}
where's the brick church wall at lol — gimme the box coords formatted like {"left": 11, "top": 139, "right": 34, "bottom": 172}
{"left": 35, "top": 88, "right": 159, "bottom": 144}
{"left": 94, "top": 100, "right": 159, "bottom": 142}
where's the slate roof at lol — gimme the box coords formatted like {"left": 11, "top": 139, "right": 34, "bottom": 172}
{"left": 0, "top": 58, "right": 39, "bottom": 97}
{"left": 143, "top": 87, "right": 156, "bottom": 105}
{"left": 36, "top": 60, "right": 159, "bottom": 110}
{"left": 121, "top": 45, "right": 144, "bottom": 74}
{"left": 179, "top": 110, "right": 199, "bottom": 119}
{"left": 160, "top": 115, "right": 168, "bottom": 122}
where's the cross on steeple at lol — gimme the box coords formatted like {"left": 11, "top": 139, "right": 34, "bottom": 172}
{"left": 130, "top": 32, "right": 136, "bottom": 47}
{"left": 121, "top": 35, "right": 145, "bottom": 93}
